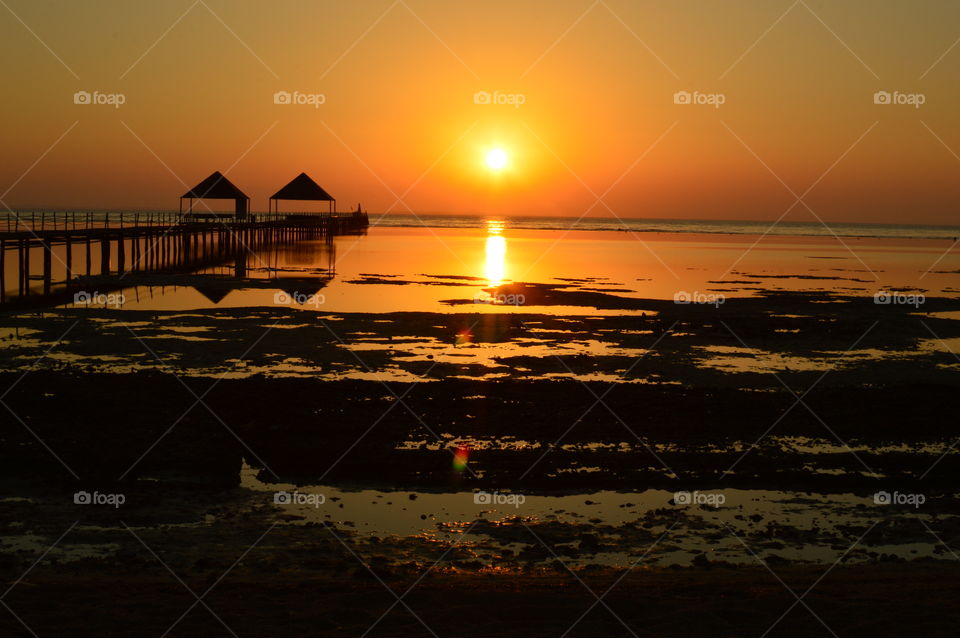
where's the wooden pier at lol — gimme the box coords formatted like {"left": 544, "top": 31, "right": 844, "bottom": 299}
{"left": 0, "top": 210, "right": 368, "bottom": 305}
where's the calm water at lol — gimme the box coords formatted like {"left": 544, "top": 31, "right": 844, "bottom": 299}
{"left": 45, "top": 223, "right": 958, "bottom": 313}
{"left": 372, "top": 214, "right": 960, "bottom": 240}
{"left": 2, "top": 211, "right": 957, "bottom": 309}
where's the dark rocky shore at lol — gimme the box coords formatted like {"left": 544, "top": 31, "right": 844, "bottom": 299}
{"left": 1, "top": 372, "right": 957, "bottom": 492}
{"left": 2, "top": 291, "right": 958, "bottom": 636}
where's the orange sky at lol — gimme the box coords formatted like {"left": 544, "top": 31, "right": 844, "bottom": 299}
{"left": 2, "top": 0, "right": 959, "bottom": 224}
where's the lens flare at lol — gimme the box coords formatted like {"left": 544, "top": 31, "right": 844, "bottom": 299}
{"left": 453, "top": 445, "right": 469, "bottom": 471}
{"left": 455, "top": 328, "right": 473, "bottom": 346}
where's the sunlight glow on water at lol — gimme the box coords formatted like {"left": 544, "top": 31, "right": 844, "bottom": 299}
{"left": 484, "top": 220, "right": 507, "bottom": 287}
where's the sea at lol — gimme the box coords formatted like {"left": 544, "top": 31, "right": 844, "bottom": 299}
{"left": 370, "top": 213, "right": 960, "bottom": 241}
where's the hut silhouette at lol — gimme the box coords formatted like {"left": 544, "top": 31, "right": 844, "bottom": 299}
{"left": 181, "top": 171, "right": 250, "bottom": 220}
{"left": 269, "top": 172, "right": 335, "bottom": 214}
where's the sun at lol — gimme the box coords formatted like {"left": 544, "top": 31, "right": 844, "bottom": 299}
{"left": 485, "top": 148, "right": 508, "bottom": 171}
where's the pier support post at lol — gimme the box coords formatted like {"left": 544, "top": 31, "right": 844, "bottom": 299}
{"left": 20, "top": 240, "right": 29, "bottom": 296}
{"left": 42, "top": 240, "right": 52, "bottom": 296}
{"left": 100, "top": 237, "right": 111, "bottom": 275}
{"left": 117, "top": 233, "right": 125, "bottom": 274}
{"left": 66, "top": 236, "right": 73, "bottom": 283}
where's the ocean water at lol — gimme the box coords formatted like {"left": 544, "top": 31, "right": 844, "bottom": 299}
{"left": 371, "top": 213, "right": 960, "bottom": 241}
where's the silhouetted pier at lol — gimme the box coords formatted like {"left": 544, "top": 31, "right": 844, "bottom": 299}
{"left": 0, "top": 210, "right": 368, "bottom": 305}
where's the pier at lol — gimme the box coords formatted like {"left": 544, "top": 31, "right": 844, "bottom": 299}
{"left": 0, "top": 210, "right": 368, "bottom": 306}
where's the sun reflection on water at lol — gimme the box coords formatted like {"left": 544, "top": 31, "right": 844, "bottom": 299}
{"left": 484, "top": 219, "right": 507, "bottom": 287}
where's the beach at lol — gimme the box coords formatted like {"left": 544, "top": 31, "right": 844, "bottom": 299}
{"left": 1, "top": 220, "right": 958, "bottom": 635}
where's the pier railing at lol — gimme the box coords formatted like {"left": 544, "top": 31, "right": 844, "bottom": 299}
{"left": 0, "top": 210, "right": 362, "bottom": 233}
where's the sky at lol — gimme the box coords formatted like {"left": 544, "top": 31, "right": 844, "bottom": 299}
{"left": 1, "top": 0, "right": 959, "bottom": 223}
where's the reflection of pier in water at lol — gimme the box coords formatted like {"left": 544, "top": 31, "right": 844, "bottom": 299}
{"left": 0, "top": 211, "right": 365, "bottom": 307}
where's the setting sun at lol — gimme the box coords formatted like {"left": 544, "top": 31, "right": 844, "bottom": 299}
{"left": 485, "top": 148, "right": 508, "bottom": 171}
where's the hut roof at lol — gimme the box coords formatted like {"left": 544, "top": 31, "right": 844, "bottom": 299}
{"left": 182, "top": 171, "right": 249, "bottom": 200}
{"left": 271, "top": 172, "right": 334, "bottom": 201}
